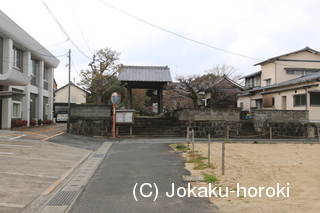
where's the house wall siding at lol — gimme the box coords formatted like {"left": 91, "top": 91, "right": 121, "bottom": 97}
{"left": 55, "top": 85, "right": 87, "bottom": 104}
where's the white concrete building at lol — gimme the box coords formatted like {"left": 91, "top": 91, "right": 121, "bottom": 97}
{"left": 0, "top": 11, "right": 59, "bottom": 128}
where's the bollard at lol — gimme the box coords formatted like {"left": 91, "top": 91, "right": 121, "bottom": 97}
{"left": 226, "top": 126, "right": 230, "bottom": 140}
{"left": 192, "top": 129, "right": 195, "bottom": 153}
{"left": 186, "top": 127, "right": 190, "bottom": 142}
{"left": 208, "top": 134, "right": 211, "bottom": 168}
{"left": 221, "top": 140, "right": 225, "bottom": 175}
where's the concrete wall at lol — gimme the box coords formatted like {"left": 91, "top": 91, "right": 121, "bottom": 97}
{"left": 174, "top": 108, "right": 240, "bottom": 121}
{"left": 70, "top": 105, "right": 111, "bottom": 136}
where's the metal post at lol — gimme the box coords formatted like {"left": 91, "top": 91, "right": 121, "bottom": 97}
{"left": 270, "top": 127, "right": 272, "bottom": 140}
{"left": 112, "top": 104, "right": 116, "bottom": 138}
{"left": 226, "top": 126, "right": 230, "bottom": 140}
{"left": 186, "top": 127, "right": 190, "bottom": 142}
{"left": 66, "top": 49, "right": 71, "bottom": 133}
{"left": 192, "top": 129, "right": 195, "bottom": 153}
{"left": 221, "top": 140, "right": 225, "bottom": 175}
{"left": 208, "top": 134, "right": 211, "bottom": 168}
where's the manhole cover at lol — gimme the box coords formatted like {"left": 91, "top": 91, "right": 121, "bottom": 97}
{"left": 47, "top": 191, "right": 78, "bottom": 206}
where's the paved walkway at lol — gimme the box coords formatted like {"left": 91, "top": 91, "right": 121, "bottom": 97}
{"left": 0, "top": 138, "right": 90, "bottom": 213}
{"left": 70, "top": 142, "right": 216, "bottom": 213}
{"left": 0, "top": 123, "right": 66, "bottom": 141}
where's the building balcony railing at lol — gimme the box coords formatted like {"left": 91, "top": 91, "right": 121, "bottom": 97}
{"left": 0, "top": 69, "right": 30, "bottom": 86}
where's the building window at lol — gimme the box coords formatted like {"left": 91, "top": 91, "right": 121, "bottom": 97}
{"left": 287, "top": 69, "right": 320, "bottom": 75}
{"left": 294, "top": 94, "right": 306, "bottom": 106}
{"left": 13, "top": 47, "right": 23, "bottom": 70}
{"left": 265, "top": 79, "right": 271, "bottom": 86}
{"left": 43, "top": 96, "right": 49, "bottom": 120}
{"left": 43, "top": 66, "right": 49, "bottom": 90}
{"left": 256, "top": 99, "right": 263, "bottom": 109}
{"left": 30, "top": 93, "right": 38, "bottom": 120}
{"left": 31, "top": 59, "right": 39, "bottom": 86}
{"left": 12, "top": 102, "right": 21, "bottom": 118}
{"left": 240, "top": 102, "right": 244, "bottom": 109}
{"left": 272, "top": 97, "right": 275, "bottom": 107}
{"left": 310, "top": 92, "right": 320, "bottom": 106}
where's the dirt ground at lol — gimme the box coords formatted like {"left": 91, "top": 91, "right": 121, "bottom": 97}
{"left": 184, "top": 143, "right": 320, "bottom": 213}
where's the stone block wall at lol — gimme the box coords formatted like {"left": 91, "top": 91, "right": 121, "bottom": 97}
{"left": 252, "top": 110, "right": 308, "bottom": 133}
{"left": 70, "top": 119, "right": 111, "bottom": 136}
{"left": 174, "top": 108, "right": 240, "bottom": 121}
{"left": 189, "top": 120, "right": 241, "bottom": 138}
{"left": 70, "top": 104, "right": 111, "bottom": 136}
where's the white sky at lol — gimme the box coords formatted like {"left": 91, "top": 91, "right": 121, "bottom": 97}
{"left": 2, "top": 0, "right": 320, "bottom": 87}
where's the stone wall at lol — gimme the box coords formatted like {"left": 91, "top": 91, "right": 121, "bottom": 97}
{"left": 252, "top": 109, "right": 308, "bottom": 123}
{"left": 269, "top": 122, "right": 308, "bottom": 137}
{"left": 251, "top": 110, "right": 315, "bottom": 138}
{"left": 174, "top": 108, "right": 240, "bottom": 121}
{"left": 189, "top": 120, "right": 241, "bottom": 138}
{"left": 70, "top": 105, "right": 111, "bottom": 136}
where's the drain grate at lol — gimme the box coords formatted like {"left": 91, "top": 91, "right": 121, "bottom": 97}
{"left": 93, "top": 154, "right": 104, "bottom": 158}
{"left": 47, "top": 191, "right": 78, "bottom": 206}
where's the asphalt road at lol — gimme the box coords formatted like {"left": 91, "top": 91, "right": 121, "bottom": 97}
{"left": 70, "top": 142, "right": 217, "bottom": 213}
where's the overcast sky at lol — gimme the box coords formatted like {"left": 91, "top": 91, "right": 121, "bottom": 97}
{"left": 2, "top": 0, "right": 320, "bottom": 87}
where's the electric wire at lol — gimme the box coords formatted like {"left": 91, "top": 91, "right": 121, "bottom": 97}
{"left": 42, "top": 0, "right": 91, "bottom": 59}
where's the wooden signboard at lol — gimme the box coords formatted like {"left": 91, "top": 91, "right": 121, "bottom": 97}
{"left": 116, "top": 111, "right": 134, "bottom": 124}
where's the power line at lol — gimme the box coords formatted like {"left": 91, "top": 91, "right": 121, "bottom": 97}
{"left": 96, "top": 0, "right": 263, "bottom": 62}
{"left": 71, "top": 8, "right": 93, "bottom": 55}
{"left": 95, "top": 0, "right": 312, "bottom": 70}
{"left": 42, "top": 0, "right": 91, "bottom": 59}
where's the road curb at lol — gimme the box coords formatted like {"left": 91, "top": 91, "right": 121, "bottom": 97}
{"left": 41, "top": 132, "right": 65, "bottom": 142}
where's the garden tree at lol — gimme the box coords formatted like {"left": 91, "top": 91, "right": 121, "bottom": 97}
{"left": 175, "top": 75, "right": 208, "bottom": 108}
{"left": 163, "top": 83, "right": 194, "bottom": 111}
{"left": 78, "top": 48, "right": 123, "bottom": 104}
{"left": 175, "top": 65, "right": 242, "bottom": 109}
{"left": 205, "top": 64, "right": 243, "bottom": 84}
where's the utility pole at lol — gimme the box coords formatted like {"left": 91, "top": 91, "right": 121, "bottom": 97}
{"left": 67, "top": 49, "right": 71, "bottom": 133}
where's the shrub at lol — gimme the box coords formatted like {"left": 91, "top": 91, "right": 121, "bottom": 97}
{"left": 11, "top": 119, "right": 27, "bottom": 128}
{"left": 43, "top": 120, "right": 53, "bottom": 125}
{"left": 175, "top": 144, "right": 189, "bottom": 152}
{"left": 203, "top": 173, "right": 218, "bottom": 183}
{"left": 38, "top": 119, "right": 43, "bottom": 125}
{"left": 30, "top": 120, "right": 37, "bottom": 126}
